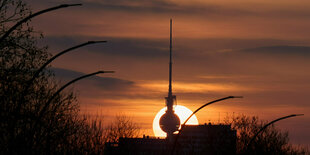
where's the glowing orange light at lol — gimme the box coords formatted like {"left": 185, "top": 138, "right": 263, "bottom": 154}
{"left": 153, "top": 105, "right": 199, "bottom": 137}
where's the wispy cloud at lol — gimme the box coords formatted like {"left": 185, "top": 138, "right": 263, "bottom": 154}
{"left": 138, "top": 80, "right": 255, "bottom": 93}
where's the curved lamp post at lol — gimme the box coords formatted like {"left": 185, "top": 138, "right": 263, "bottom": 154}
{"left": 246, "top": 114, "right": 304, "bottom": 153}
{"left": 171, "top": 96, "right": 243, "bottom": 155}
{"left": 25, "top": 41, "right": 107, "bottom": 90}
{"left": 30, "top": 70, "right": 114, "bottom": 151}
{"left": 0, "top": 4, "right": 82, "bottom": 43}
{"left": 17, "top": 41, "right": 107, "bottom": 116}
{"left": 38, "top": 70, "right": 114, "bottom": 120}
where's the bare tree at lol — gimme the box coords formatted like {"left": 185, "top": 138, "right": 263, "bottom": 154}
{"left": 0, "top": 1, "right": 142, "bottom": 154}
{"left": 68, "top": 114, "right": 141, "bottom": 154}
{"left": 0, "top": 1, "right": 95, "bottom": 154}
{"left": 104, "top": 115, "right": 141, "bottom": 143}
{"left": 225, "top": 114, "right": 308, "bottom": 155}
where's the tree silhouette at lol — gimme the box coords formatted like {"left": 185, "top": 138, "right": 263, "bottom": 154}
{"left": 0, "top": 1, "right": 98, "bottom": 154}
{"left": 104, "top": 115, "right": 141, "bottom": 143}
{"left": 0, "top": 1, "right": 142, "bottom": 154}
{"left": 225, "top": 115, "right": 308, "bottom": 155}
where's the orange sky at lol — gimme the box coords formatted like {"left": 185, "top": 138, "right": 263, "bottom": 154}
{"left": 27, "top": 0, "right": 310, "bottom": 147}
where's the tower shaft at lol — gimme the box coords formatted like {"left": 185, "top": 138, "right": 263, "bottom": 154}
{"left": 167, "top": 19, "right": 174, "bottom": 113}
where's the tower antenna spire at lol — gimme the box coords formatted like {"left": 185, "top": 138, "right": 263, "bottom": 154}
{"left": 169, "top": 18, "right": 173, "bottom": 97}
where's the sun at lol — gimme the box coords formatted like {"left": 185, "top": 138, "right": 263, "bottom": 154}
{"left": 153, "top": 105, "right": 199, "bottom": 137}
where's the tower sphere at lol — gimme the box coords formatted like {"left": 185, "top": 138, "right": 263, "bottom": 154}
{"left": 159, "top": 111, "right": 180, "bottom": 133}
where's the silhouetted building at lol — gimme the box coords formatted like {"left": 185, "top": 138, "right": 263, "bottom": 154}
{"left": 176, "top": 123, "right": 236, "bottom": 154}
{"left": 104, "top": 123, "right": 236, "bottom": 155}
{"left": 104, "top": 136, "right": 167, "bottom": 155}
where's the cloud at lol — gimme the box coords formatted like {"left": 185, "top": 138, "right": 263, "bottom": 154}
{"left": 51, "top": 67, "right": 134, "bottom": 91}
{"left": 42, "top": 36, "right": 310, "bottom": 85}
{"left": 29, "top": 0, "right": 250, "bottom": 17}
{"left": 42, "top": 36, "right": 171, "bottom": 59}
{"left": 236, "top": 46, "right": 310, "bottom": 57}
{"left": 28, "top": 0, "right": 310, "bottom": 20}
{"left": 43, "top": 35, "right": 309, "bottom": 60}
{"left": 27, "top": 0, "right": 310, "bottom": 41}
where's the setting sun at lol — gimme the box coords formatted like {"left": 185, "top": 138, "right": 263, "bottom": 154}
{"left": 153, "top": 105, "right": 199, "bottom": 137}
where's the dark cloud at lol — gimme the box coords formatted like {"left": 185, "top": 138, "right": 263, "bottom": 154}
{"left": 174, "top": 38, "right": 304, "bottom": 56}
{"left": 93, "top": 1, "right": 310, "bottom": 20}
{"left": 42, "top": 35, "right": 307, "bottom": 58}
{"left": 51, "top": 67, "right": 134, "bottom": 91}
{"left": 78, "top": 0, "right": 310, "bottom": 20}
{"left": 238, "top": 45, "right": 310, "bottom": 56}
{"left": 41, "top": 36, "right": 310, "bottom": 81}
{"left": 27, "top": 0, "right": 310, "bottom": 20}
{"left": 41, "top": 35, "right": 175, "bottom": 59}
{"left": 85, "top": 37, "right": 170, "bottom": 58}
{"left": 26, "top": 0, "right": 254, "bottom": 19}
{"left": 27, "top": 0, "right": 178, "bottom": 13}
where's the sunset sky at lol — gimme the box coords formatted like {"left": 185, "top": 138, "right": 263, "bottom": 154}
{"left": 26, "top": 0, "right": 310, "bottom": 146}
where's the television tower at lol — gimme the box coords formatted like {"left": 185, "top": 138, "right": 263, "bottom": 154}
{"left": 159, "top": 19, "right": 181, "bottom": 141}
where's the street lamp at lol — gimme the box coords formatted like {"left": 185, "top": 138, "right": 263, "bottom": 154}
{"left": 17, "top": 41, "right": 107, "bottom": 116}
{"left": 246, "top": 114, "right": 304, "bottom": 153}
{"left": 25, "top": 41, "right": 107, "bottom": 91}
{"left": 0, "top": 4, "right": 82, "bottom": 44}
{"left": 38, "top": 70, "right": 114, "bottom": 121}
{"left": 171, "top": 96, "right": 243, "bottom": 155}
{"left": 30, "top": 70, "right": 114, "bottom": 151}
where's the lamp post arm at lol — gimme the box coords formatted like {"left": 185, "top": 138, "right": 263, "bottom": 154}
{"left": 184, "top": 96, "right": 242, "bottom": 126}
{"left": 39, "top": 70, "right": 114, "bottom": 119}
{"left": 30, "top": 70, "right": 113, "bottom": 149}
{"left": 246, "top": 114, "right": 304, "bottom": 153}
{"left": 27, "top": 41, "right": 107, "bottom": 89}
{"left": 17, "top": 41, "right": 107, "bottom": 117}
{"left": 0, "top": 4, "right": 82, "bottom": 43}
{"left": 171, "top": 96, "right": 243, "bottom": 155}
